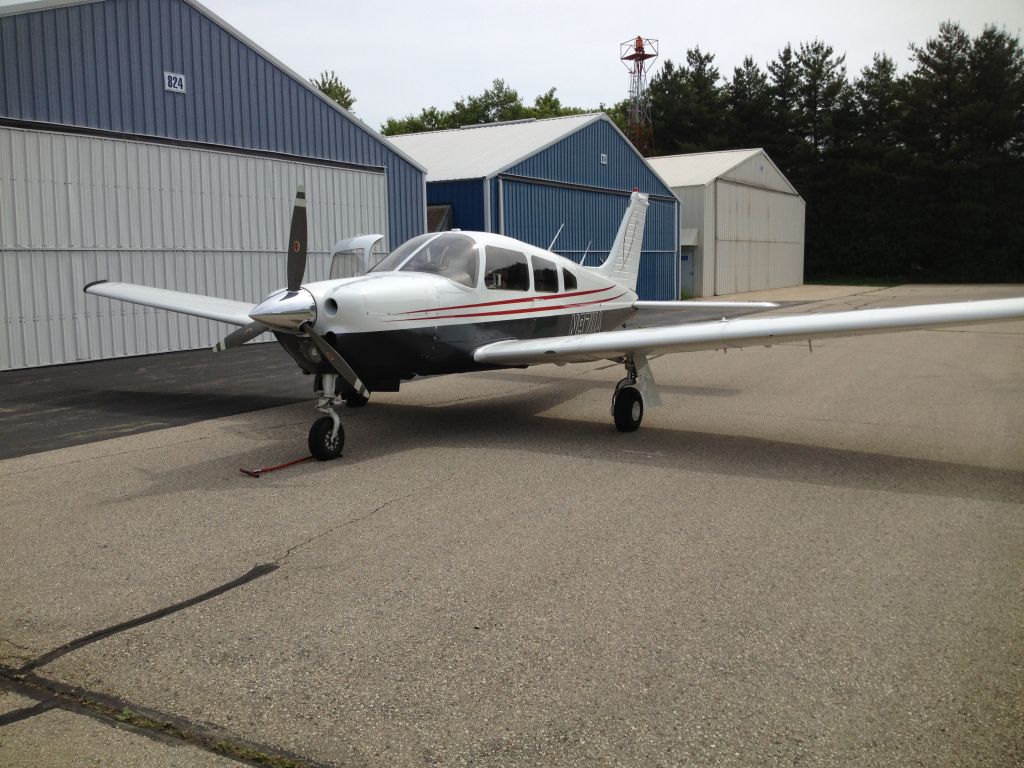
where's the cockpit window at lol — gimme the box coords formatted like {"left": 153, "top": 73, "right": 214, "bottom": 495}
{"left": 398, "top": 232, "right": 479, "bottom": 288}
{"left": 484, "top": 246, "right": 530, "bottom": 291}
{"left": 368, "top": 233, "right": 437, "bottom": 273}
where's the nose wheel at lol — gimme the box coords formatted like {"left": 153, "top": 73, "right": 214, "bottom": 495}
{"left": 309, "top": 372, "right": 347, "bottom": 460}
{"left": 309, "top": 416, "right": 345, "bottom": 460}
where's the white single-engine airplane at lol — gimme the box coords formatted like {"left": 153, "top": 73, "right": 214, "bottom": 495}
{"left": 85, "top": 187, "right": 1024, "bottom": 460}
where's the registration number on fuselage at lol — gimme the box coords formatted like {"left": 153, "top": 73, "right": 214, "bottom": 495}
{"left": 569, "top": 311, "right": 602, "bottom": 335}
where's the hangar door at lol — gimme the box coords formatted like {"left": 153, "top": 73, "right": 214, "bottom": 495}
{"left": 714, "top": 179, "right": 804, "bottom": 295}
{"left": 0, "top": 126, "right": 388, "bottom": 369}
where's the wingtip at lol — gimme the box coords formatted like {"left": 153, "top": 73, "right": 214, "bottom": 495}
{"left": 83, "top": 279, "right": 108, "bottom": 293}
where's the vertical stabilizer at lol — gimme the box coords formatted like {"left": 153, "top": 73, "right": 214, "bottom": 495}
{"left": 594, "top": 191, "right": 649, "bottom": 292}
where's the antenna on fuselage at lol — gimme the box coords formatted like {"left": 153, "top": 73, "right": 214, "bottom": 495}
{"left": 579, "top": 241, "right": 592, "bottom": 266}
{"left": 548, "top": 223, "right": 565, "bottom": 252}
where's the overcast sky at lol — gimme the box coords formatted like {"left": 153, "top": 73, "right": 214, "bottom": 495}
{"left": 5, "top": 0, "right": 1024, "bottom": 130}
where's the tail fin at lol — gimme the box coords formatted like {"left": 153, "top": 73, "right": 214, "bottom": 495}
{"left": 593, "top": 191, "right": 649, "bottom": 292}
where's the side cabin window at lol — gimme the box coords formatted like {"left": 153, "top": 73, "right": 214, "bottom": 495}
{"left": 484, "top": 246, "right": 530, "bottom": 291}
{"left": 533, "top": 256, "right": 558, "bottom": 293}
{"left": 563, "top": 268, "right": 578, "bottom": 291}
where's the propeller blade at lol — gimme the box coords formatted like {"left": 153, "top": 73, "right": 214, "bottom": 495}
{"left": 302, "top": 325, "right": 368, "bottom": 398}
{"left": 212, "top": 321, "right": 269, "bottom": 351}
{"left": 286, "top": 185, "right": 308, "bottom": 292}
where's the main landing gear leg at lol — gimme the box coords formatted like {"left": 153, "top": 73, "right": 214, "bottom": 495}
{"left": 612, "top": 361, "right": 644, "bottom": 433}
{"left": 611, "top": 354, "right": 661, "bottom": 433}
{"left": 309, "top": 373, "right": 345, "bottom": 460}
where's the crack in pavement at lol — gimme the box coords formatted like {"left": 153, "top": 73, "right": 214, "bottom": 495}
{"left": 0, "top": 668, "right": 333, "bottom": 767}
{"left": 0, "top": 700, "right": 55, "bottom": 727}
{"left": 273, "top": 472, "right": 457, "bottom": 564}
{"left": 15, "top": 564, "right": 278, "bottom": 675}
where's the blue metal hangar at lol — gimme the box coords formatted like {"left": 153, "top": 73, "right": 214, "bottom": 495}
{"left": 389, "top": 114, "right": 680, "bottom": 300}
{"left": 0, "top": 0, "right": 425, "bottom": 369}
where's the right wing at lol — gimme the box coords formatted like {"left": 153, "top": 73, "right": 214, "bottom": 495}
{"left": 84, "top": 281, "right": 256, "bottom": 327}
{"left": 474, "top": 297, "right": 1024, "bottom": 366}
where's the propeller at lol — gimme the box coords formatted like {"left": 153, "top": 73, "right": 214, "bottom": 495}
{"left": 286, "top": 186, "right": 307, "bottom": 292}
{"left": 212, "top": 185, "right": 308, "bottom": 352}
{"left": 213, "top": 321, "right": 269, "bottom": 351}
{"left": 213, "top": 185, "right": 369, "bottom": 400}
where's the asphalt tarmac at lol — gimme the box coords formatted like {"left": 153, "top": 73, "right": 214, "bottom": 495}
{"left": 1, "top": 284, "right": 1022, "bottom": 767}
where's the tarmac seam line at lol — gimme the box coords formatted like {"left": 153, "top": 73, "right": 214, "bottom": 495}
{"left": 0, "top": 668, "right": 333, "bottom": 767}
{"left": 15, "top": 564, "right": 279, "bottom": 674}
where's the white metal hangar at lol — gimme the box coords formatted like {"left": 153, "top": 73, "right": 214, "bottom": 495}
{"left": 647, "top": 149, "right": 804, "bottom": 297}
{"left": 0, "top": 0, "right": 426, "bottom": 370}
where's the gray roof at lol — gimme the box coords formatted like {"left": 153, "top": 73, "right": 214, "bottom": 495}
{"left": 388, "top": 114, "right": 605, "bottom": 182}
{"left": 646, "top": 149, "right": 764, "bottom": 187}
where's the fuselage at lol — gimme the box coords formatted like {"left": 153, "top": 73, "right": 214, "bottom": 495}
{"left": 260, "top": 230, "right": 638, "bottom": 390}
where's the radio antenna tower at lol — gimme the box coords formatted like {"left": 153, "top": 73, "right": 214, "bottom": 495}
{"left": 620, "top": 35, "right": 658, "bottom": 155}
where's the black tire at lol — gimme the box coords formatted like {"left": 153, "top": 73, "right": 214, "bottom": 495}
{"left": 308, "top": 416, "right": 344, "bottom": 460}
{"left": 613, "top": 386, "right": 643, "bottom": 432}
{"left": 344, "top": 392, "right": 368, "bottom": 408}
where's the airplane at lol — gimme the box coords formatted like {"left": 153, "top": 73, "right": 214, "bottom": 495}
{"left": 84, "top": 186, "right": 1024, "bottom": 461}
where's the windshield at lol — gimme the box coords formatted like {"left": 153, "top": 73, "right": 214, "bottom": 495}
{"left": 398, "top": 232, "right": 479, "bottom": 288}
{"left": 367, "top": 233, "right": 439, "bottom": 273}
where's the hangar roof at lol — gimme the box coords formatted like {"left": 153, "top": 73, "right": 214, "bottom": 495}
{"left": 389, "top": 114, "right": 605, "bottom": 182}
{"left": 0, "top": 0, "right": 426, "bottom": 175}
{"left": 647, "top": 149, "right": 797, "bottom": 195}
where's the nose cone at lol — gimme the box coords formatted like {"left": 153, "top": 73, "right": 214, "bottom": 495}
{"left": 249, "top": 289, "right": 316, "bottom": 332}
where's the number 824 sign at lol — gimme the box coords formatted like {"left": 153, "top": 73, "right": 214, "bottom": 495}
{"left": 164, "top": 72, "right": 186, "bottom": 94}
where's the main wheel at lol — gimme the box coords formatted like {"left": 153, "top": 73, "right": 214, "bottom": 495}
{"left": 613, "top": 386, "right": 644, "bottom": 432}
{"left": 308, "top": 416, "right": 344, "bottom": 460}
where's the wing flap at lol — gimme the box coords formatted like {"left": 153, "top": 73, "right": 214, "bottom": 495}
{"left": 84, "top": 281, "right": 255, "bottom": 327}
{"left": 474, "top": 298, "right": 1024, "bottom": 366}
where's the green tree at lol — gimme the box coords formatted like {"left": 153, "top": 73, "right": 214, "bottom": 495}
{"left": 649, "top": 48, "right": 727, "bottom": 154}
{"left": 725, "top": 56, "right": 774, "bottom": 150}
{"left": 795, "top": 40, "right": 850, "bottom": 155}
{"left": 532, "top": 88, "right": 587, "bottom": 119}
{"left": 310, "top": 70, "right": 355, "bottom": 111}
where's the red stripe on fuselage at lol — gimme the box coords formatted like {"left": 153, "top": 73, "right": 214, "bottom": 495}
{"left": 384, "top": 293, "right": 628, "bottom": 322}
{"left": 400, "top": 286, "right": 614, "bottom": 315}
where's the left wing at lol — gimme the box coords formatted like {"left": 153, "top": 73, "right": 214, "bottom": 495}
{"left": 84, "top": 281, "right": 255, "bottom": 326}
{"left": 474, "top": 297, "right": 1024, "bottom": 366}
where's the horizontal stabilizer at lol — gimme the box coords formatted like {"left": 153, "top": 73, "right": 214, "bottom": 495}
{"left": 474, "top": 297, "right": 1024, "bottom": 366}
{"left": 84, "top": 281, "right": 255, "bottom": 326}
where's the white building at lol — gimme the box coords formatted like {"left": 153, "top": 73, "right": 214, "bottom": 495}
{"left": 648, "top": 149, "right": 805, "bottom": 297}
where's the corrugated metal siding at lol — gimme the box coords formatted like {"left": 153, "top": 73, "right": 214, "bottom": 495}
{"left": 426, "top": 180, "right": 485, "bottom": 232}
{"left": 0, "top": 125, "right": 388, "bottom": 369}
{"left": 714, "top": 180, "right": 804, "bottom": 294}
{"left": 506, "top": 119, "right": 674, "bottom": 198}
{"left": 0, "top": 0, "right": 423, "bottom": 246}
{"left": 500, "top": 179, "right": 676, "bottom": 300}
